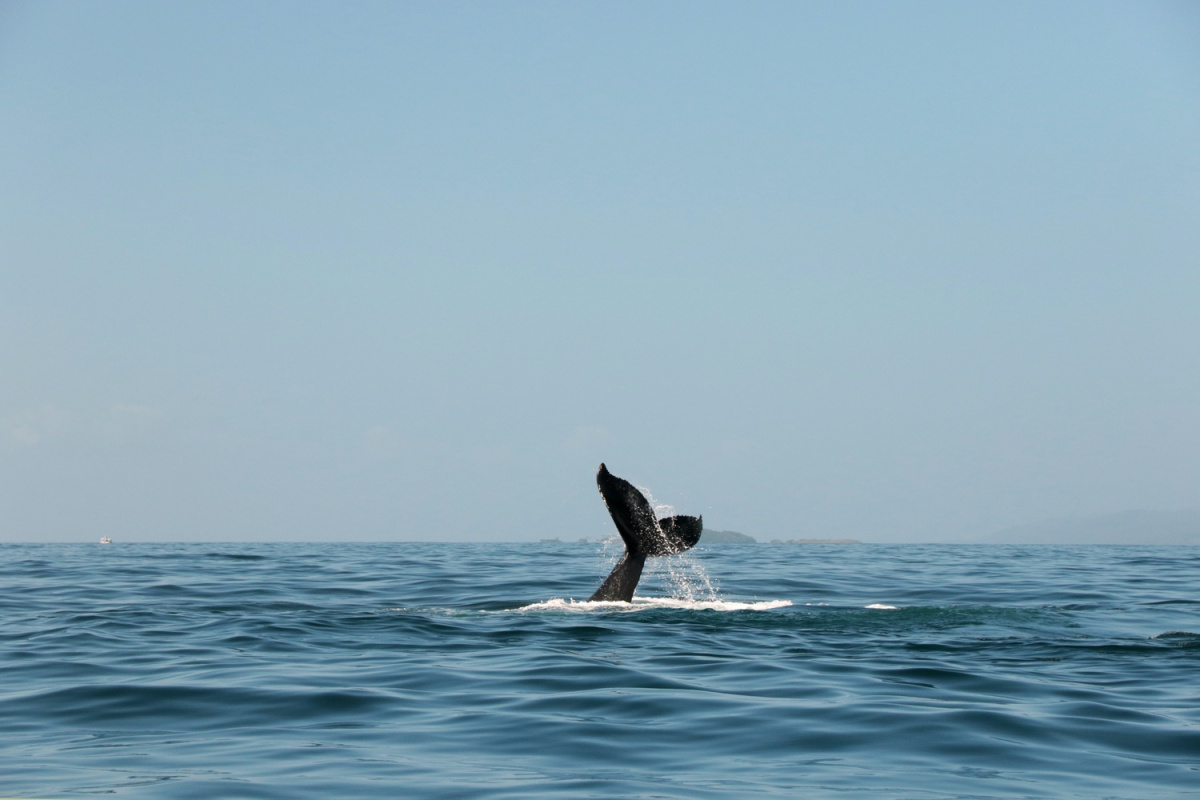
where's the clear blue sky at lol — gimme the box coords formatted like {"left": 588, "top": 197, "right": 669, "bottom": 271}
{"left": 2, "top": 1, "right": 1198, "bottom": 542}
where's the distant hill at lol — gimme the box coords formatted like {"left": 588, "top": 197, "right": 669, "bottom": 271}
{"left": 983, "top": 509, "right": 1200, "bottom": 545}
{"left": 559, "top": 529, "right": 759, "bottom": 545}
{"left": 702, "top": 529, "right": 757, "bottom": 544}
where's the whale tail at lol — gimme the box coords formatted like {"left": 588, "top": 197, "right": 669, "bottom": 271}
{"left": 589, "top": 463, "right": 702, "bottom": 602}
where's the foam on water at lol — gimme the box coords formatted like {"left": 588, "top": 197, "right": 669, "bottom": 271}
{"left": 515, "top": 597, "right": 793, "bottom": 612}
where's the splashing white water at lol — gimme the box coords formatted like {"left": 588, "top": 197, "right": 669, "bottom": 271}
{"left": 516, "top": 597, "right": 792, "bottom": 613}
{"left": 639, "top": 485, "right": 674, "bottom": 520}
{"left": 647, "top": 549, "right": 718, "bottom": 602}
{"left": 593, "top": 483, "right": 716, "bottom": 602}
{"left": 593, "top": 533, "right": 718, "bottom": 602}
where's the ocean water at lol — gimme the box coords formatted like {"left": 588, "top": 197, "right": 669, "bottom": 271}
{"left": 2, "top": 542, "right": 1198, "bottom": 799}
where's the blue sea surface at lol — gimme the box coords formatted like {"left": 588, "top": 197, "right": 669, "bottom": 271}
{"left": 2, "top": 542, "right": 1198, "bottom": 798}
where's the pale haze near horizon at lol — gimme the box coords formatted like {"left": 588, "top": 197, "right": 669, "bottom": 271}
{"left": 2, "top": 1, "right": 1198, "bottom": 543}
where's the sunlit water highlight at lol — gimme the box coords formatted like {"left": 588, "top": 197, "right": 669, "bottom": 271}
{"left": 2, "top": 542, "right": 1198, "bottom": 798}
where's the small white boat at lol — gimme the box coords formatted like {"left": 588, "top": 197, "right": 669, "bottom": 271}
{"left": 99, "top": 537, "right": 113, "bottom": 544}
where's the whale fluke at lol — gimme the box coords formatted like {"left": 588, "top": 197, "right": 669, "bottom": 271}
{"left": 589, "top": 463, "right": 702, "bottom": 602}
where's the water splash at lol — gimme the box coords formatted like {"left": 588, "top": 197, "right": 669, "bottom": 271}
{"left": 640, "top": 485, "right": 680, "bottom": 523}
{"left": 514, "top": 597, "right": 792, "bottom": 613}
{"left": 646, "top": 550, "right": 719, "bottom": 602}
{"left": 597, "top": 534, "right": 623, "bottom": 569}
{"left": 593, "top": 533, "right": 718, "bottom": 602}
{"left": 593, "top": 484, "right": 715, "bottom": 601}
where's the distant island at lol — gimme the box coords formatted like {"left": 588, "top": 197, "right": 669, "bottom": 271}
{"left": 983, "top": 509, "right": 1200, "bottom": 545}
{"left": 701, "top": 531, "right": 864, "bottom": 545}
{"left": 768, "top": 538, "right": 862, "bottom": 545}
{"left": 701, "top": 529, "right": 757, "bottom": 544}
{"left": 545, "top": 510, "right": 1200, "bottom": 547}
{"left": 555, "top": 530, "right": 760, "bottom": 544}
{"left": 544, "top": 530, "right": 868, "bottom": 545}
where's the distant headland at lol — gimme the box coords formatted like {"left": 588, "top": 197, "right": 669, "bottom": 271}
{"left": 703, "top": 530, "right": 863, "bottom": 545}
{"left": 544, "top": 529, "right": 863, "bottom": 545}
{"left": 767, "top": 538, "right": 862, "bottom": 545}
{"left": 700, "top": 529, "right": 757, "bottom": 543}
